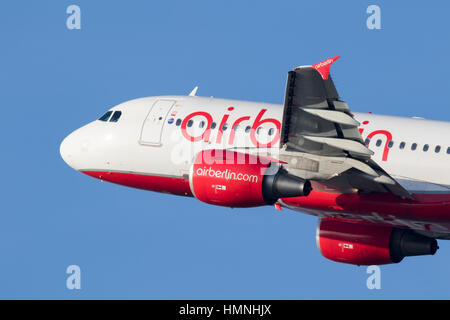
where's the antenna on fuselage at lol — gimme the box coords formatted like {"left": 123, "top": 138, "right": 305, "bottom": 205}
{"left": 189, "top": 86, "right": 198, "bottom": 96}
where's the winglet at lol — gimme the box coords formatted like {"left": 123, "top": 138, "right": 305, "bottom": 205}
{"left": 311, "top": 56, "right": 340, "bottom": 80}
{"left": 189, "top": 86, "right": 198, "bottom": 96}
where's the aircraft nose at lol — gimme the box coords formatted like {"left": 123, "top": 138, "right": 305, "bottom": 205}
{"left": 60, "top": 129, "right": 91, "bottom": 171}
{"left": 60, "top": 132, "right": 77, "bottom": 170}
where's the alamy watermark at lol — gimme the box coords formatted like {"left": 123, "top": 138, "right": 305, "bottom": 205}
{"left": 66, "top": 5, "right": 81, "bottom": 30}
{"left": 366, "top": 265, "right": 381, "bottom": 290}
{"left": 366, "top": 5, "right": 381, "bottom": 30}
{"left": 66, "top": 264, "right": 81, "bottom": 290}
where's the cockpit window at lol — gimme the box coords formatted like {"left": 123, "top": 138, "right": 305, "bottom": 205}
{"left": 99, "top": 111, "right": 113, "bottom": 121}
{"left": 110, "top": 111, "right": 122, "bottom": 122}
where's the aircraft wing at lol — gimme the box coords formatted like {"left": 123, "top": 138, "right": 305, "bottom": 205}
{"left": 279, "top": 57, "right": 412, "bottom": 199}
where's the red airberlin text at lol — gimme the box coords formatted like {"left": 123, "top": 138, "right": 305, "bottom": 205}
{"left": 359, "top": 120, "right": 393, "bottom": 162}
{"left": 196, "top": 167, "right": 259, "bottom": 183}
{"left": 181, "top": 108, "right": 281, "bottom": 148}
{"left": 180, "top": 111, "right": 393, "bottom": 162}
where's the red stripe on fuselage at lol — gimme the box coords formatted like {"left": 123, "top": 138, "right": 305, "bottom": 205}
{"left": 82, "top": 171, "right": 450, "bottom": 224}
{"left": 82, "top": 171, "right": 193, "bottom": 197}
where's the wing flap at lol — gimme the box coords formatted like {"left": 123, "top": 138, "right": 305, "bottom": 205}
{"left": 303, "top": 109, "right": 360, "bottom": 126}
{"left": 281, "top": 57, "right": 412, "bottom": 199}
{"left": 302, "top": 135, "right": 374, "bottom": 157}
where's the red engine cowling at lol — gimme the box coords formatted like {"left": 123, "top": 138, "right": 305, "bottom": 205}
{"left": 317, "top": 218, "right": 439, "bottom": 265}
{"left": 189, "top": 149, "right": 311, "bottom": 208}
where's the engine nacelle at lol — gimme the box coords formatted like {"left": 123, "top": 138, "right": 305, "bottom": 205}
{"left": 316, "top": 218, "right": 438, "bottom": 265}
{"left": 189, "top": 149, "right": 311, "bottom": 208}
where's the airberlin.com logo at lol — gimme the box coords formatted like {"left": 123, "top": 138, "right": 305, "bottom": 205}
{"left": 196, "top": 167, "right": 259, "bottom": 183}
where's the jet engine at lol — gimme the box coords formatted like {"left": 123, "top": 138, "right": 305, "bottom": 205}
{"left": 189, "top": 149, "right": 311, "bottom": 208}
{"left": 316, "top": 218, "right": 439, "bottom": 265}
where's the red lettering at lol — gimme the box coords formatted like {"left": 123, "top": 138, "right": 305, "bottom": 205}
{"left": 216, "top": 113, "right": 230, "bottom": 144}
{"left": 181, "top": 111, "right": 213, "bottom": 142}
{"left": 359, "top": 120, "right": 370, "bottom": 135}
{"left": 181, "top": 108, "right": 282, "bottom": 148}
{"left": 366, "top": 130, "right": 392, "bottom": 161}
{"left": 216, "top": 107, "right": 234, "bottom": 144}
{"left": 250, "top": 109, "right": 281, "bottom": 147}
{"left": 228, "top": 116, "right": 250, "bottom": 144}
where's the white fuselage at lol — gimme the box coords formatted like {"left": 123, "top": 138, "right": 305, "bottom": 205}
{"left": 60, "top": 95, "right": 450, "bottom": 194}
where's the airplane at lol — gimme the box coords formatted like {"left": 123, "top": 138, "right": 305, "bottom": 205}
{"left": 60, "top": 56, "right": 450, "bottom": 266}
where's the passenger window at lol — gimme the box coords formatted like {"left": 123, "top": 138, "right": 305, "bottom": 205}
{"left": 187, "top": 120, "right": 193, "bottom": 127}
{"left": 411, "top": 143, "right": 417, "bottom": 151}
{"left": 176, "top": 119, "right": 182, "bottom": 126}
{"left": 233, "top": 124, "right": 239, "bottom": 131}
{"left": 199, "top": 121, "right": 205, "bottom": 128}
{"left": 245, "top": 126, "right": 251, "bottom": 133}
{"left": 364, "top": 138, "right": 371, "bottom": 146}
{"left": 110, "top": 111, "right": 122, "bottom": 122}
{"left": 399, "top": 142, "right": 406, "bottom": 149}
{"left": 387, "top": 141, "right": 394, "bottom": 148}
{"left": 222, "top": 123, "right": 228, "bottom": 131}
{"left": 268, "top": 128, "right": 274, "bottom": 136}
{"left": 435, "top": 146, "right": 441, "bottom": 153}
{"left": 257, "top": 127, "right": 263, "bottom": 135}
{"left": 211, "top": 122, "right": 216, "bottom": 129}
{"left": 376, "top": 139, "right": 382, "bottom": 147}
{"left": 423, "top": 144, "right": 429, "bottom": 152}
{"left": 98, "top": 111, "right": 112, "bottom": 122}
{"left": 447, "top": 147, "right": 450, "bottom": 154}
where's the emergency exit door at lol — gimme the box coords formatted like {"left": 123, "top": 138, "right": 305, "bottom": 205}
{"left": 139, "top": 100, "right": 176, "bottom": 146}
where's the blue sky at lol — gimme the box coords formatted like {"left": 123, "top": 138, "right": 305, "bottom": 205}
{"left": 1, "top": 0, "right": 450, "bottom": 299}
